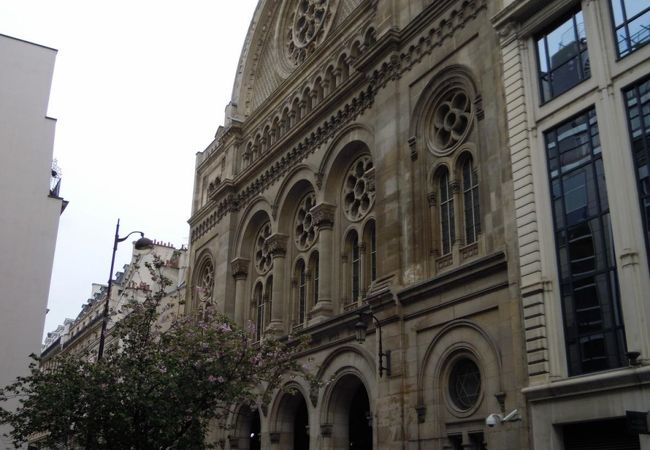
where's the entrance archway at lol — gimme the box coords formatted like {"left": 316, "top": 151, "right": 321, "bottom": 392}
{"left": 328, "top": 374, "right": 372, "bottom": 450}
{"left": 273, "top": 391, "right": 310, "bottom": 450}
{"left": 232, "top": 405, "right": 261, "bottom": 450}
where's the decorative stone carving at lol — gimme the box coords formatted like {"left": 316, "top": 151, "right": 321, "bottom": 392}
{"left": 343, "top": 155, "right": 375, "bottom": 222}
{"left": 311, "top": 202, "right": 336, "bottom": 229}
{"left": 254, "top": 222, "right": 273, "bottom": 275}
{"left": 231, "top": 257, "right": 250, "bottom": 280}
{"left": 295, "top": 192, "right": 318, "bottom": 250}
{"left": 427, "top": 192, "right": 437, "bottom": 207}
{"left": 429, "top": 89, "right": 472, "bottom": 153}
{"left": 266, "top": 233, "right": 289, "bottom": 258}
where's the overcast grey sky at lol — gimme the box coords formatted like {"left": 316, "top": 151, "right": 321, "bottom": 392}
{"left": 0, "top": 0, "right": 259, "bottom": 336}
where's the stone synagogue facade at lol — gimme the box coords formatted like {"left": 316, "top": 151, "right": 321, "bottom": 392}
{"left": 187, "top": 0, "right": 650, "bottom": 450}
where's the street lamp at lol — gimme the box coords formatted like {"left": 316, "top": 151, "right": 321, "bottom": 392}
{"left": 96, "top": 218, "right": 153, "bottom": 360}
{"left": 354, "top": 310, "right": 391, "bottom": 377}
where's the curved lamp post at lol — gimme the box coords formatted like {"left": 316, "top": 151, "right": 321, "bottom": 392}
{"left": 354, "top": 310, "right": 391, "bottom": 377}
{"left": 97, "top": 219, "right": 154, "bottom": 360}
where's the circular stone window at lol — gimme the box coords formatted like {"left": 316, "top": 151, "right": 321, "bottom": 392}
{"left": 254, "top": 222, "right": 273, "bottom": 275}
{"left": 343, "top": 155, "right": 375, "bottom": 222}
{"left": 294, "top": 192, "right": 317, "bottom": 251}
{"left": 447, "top": 357, "right": 481, "bottom": 412}
{"left": 426, "top": 87, "right": 474, "bottom": 156}
{"left": 285, "top": 0, "right": 334, "bottom": 65}
{"left": 197, "top": 258, "right": 214, "bottom": 302}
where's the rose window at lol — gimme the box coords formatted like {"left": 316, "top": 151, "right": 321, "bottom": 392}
{"left": 295, "top": 192, "right": 317, "bottom": 251}
{"left": 197, "top": 259, "right": 214, "bottom": 302}
{"left": 448, "top": 358, "right": 481, "bottom": 411}
{"left": 254, "top": 222, "right": 273, "bottom": 275}
{"left": 343, "top": 155, "right": 375, "bottom": 222}
{"left": 288, "top": 0, "right": 330, "bottom": 63}
{"left": 430, "top": 89, "right": 473, "bottom": 153}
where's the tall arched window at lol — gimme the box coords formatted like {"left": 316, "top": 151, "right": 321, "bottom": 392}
{"left": 349, "top": 231, "right": 360, "bottom": 302}
{"left": 367, "top": 220, "right": 377, "bottom": 283}
{"left": 254, "top": 282, "right": 264, "bottom": 341}
{"left": 439, "top": 168, "right": 455, "bottom": 255}
{"left": 295, "top": 260, "right": 306, "bottom": 325}
{"left": 265, "top": 276, "right": 273, "bottom": 327}
{"left": 462, "top": 156, "right": 480, "bottom": 244}
{"left": 309, "top": 251, "right": 319, "bottom": 306}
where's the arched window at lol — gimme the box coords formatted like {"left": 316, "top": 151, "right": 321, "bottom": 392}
{"left": 295, "top": 260, "right": 306, "bottom": 325}
{"left": 254, "top": 282, "right": 264, "bottom": 341}
{"left": 439, "top": 168, "right": 455, "bottom": 255}
{"left": 365, "top": 220, "right": 376, "bottom": 283}
{"left": 309, "top": 251, "right": 319, "bottom": 306}
{"left": 350, "top": 231, "right": 360, "bottom": 302}
{"left": 265, "top": 276, "right": 273, "bottom": 327}
{"left": 462, "top": 157, "right": 480, "bottom": 244}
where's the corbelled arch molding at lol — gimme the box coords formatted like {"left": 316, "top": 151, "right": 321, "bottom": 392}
{"left": 416, "top": 320, "right": 503, "bottom": 435}
{"left": 316, "top": 345, "right": 376, "bottom": 450}
{"left": 266, "top": 379, "right": 313, "bottom": 449}
{"left": 318, "top": 123, "right": 375, "bottom": 205}
{"left": 231, "top": 202, "right": 275, "bottom": 327}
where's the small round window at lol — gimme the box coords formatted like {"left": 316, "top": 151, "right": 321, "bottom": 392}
{"left": 448, "top": 358, "right": 481, "bottom": 411}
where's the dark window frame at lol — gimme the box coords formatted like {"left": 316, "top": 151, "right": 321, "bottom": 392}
{"left": 608, "top": 0, "right": 650, "bottom": 59}
{"left": 535, "top": 8, "right": 590, "bottom": 104}
{"left": 623, "top": 75, "right": 650, "bottom": 266}
{"left": 544, "top": 107, "right": 627, "bottom": 375}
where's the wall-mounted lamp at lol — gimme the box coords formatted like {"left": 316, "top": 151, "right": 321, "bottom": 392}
{"left": 354, "top": 311, "right": 391, "bottom": 377}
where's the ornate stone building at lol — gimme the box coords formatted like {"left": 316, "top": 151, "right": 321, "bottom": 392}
{"left": 494, "top": 0, "right": 650, "bottom": 449}
{"left": 188, "top": 1, "right": 528, "bottom": 449}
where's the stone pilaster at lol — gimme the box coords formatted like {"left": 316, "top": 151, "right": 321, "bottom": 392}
{"left": 266, "top": 233, "right": 288, "bottom": 334}
{"left": 231, "top": 257, "right": 250, "bottom": 326}
{"left": 309, "top": 203, "right": 336, "bottom": 323}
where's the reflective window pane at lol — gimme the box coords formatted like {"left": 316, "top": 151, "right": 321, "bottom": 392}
{"left": 537, "top": 10, "right": 590, "bottom": 102}
{"left": 611, "top": 0, "right": 650, "bottom": 56}
{"left": 544, "top": 109, "right": 626, "bottom": 375}
{"left": 624, "top": 78, "right": 650, "bottom": 266}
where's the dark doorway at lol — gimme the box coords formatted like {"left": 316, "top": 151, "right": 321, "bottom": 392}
{"left": 250, "top": 410, "right": 261, "bottom": 450}
{"left": 293, "top": 396, "right": 309, "bottom": 450}
{"left": 348, "top": 383, "right": 372, "bottom": 450}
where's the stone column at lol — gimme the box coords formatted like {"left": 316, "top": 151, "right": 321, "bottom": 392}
{"left": 231, "top": 257, "right": 250, "bottom": 326}
{"left": 310, "top": 203, "right": 336, "bottom": 322}
{"left": 266, "top": 233, "right": 288, "bottom": 335}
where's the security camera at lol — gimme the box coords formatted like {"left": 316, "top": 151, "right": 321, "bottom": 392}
{"left": 485, "top": 413, "right": 502, "bottom": 427}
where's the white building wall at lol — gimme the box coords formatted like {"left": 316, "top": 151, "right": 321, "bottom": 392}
{"left": 0, "top": 34, "right": 63, "bottom": 449}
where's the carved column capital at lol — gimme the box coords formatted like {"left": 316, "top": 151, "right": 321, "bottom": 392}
{"left": 266, "top": 233, "right": 289, "bottom": 258}
{"left": 311, "top": 203, "right": 336, "bottom": 230}
{"left": 427, "top": 192, "right": 437, "bottom": 207}
{"left": 231, "top": 257, "right": 250, "bottom": 280}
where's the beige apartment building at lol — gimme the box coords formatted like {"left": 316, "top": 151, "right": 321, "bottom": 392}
{"left": 187, "top": 0, "right": 529, "bottom": 449}
{"left": 494, "top": 0, "right": 650, "bottom": 448}
{"left": 40, "top": 241, "right": 187, "bottom": 366}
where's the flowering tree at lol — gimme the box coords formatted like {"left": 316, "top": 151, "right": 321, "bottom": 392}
{"left": 0, "top": 257, "right": 308, "bottom": 449}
